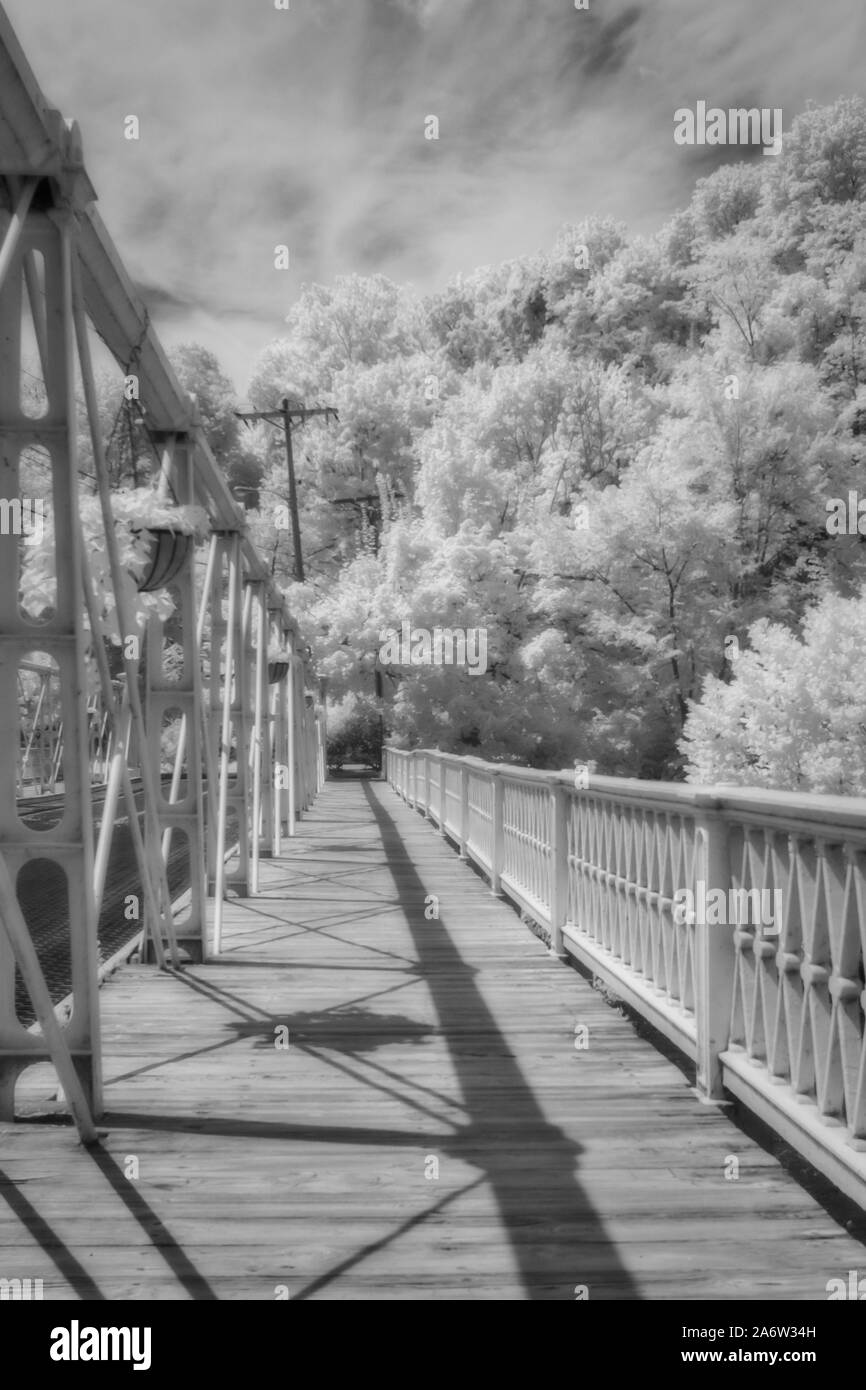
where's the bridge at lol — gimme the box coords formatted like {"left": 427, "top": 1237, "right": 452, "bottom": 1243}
{"left": 0, "top": 3, "right": 865, "bottom": 1302}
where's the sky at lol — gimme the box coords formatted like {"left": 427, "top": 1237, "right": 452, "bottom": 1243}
{"left": 4, "top": 0, "right": 866, "bottom": 398}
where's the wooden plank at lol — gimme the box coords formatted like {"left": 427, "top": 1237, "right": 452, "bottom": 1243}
{"left": 2, "top": 778, "right": 864, "bottom": 1300}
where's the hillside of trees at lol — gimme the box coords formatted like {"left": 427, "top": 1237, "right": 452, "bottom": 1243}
{"left": 208, "top": 99, "right": 866, "bottom": 790}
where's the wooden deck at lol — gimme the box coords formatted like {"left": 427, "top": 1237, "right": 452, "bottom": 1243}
{"left": 2, "top": 776, "right": 865, "bottom": 1300}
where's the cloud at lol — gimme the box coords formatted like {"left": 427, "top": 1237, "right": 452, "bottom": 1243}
{"left": 3, "top": 0, "right": 864, "bottom": 391}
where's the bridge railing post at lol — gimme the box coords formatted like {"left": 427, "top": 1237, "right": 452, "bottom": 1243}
{"left": 438, "top": 755, "right": 446, "bottom": 835}
{"left": 694, "top": 799, "right": 734, "bottom": 1102}
{"left": 458, "top": 766, "right": 469, "bottom": 859}
{"left": 424, "top": 754, "right": 431, "bottom": 820}
{"left": 490, "top": 772, "right": 504, "bottom": 897}
{"left": 548, "top": 781, "right": 569, "bottom": 959}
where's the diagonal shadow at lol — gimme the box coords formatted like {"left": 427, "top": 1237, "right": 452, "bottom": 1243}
{"left": 359, "top": 778, "right": 641, "bottom": 1301}
{"left": 302, "top": 1037, "right": 467, "bottom": 1117}
{"left": 216, "top": 899, "right": 418, "bottom": 965}
{"left": 293, "top": 1038, "right": 458, "bottom": 1129}
{"left": 0, "top": 1144, "right": 219, "bottom": 1300}
{"left": 108, "top": 963, "right": 461, "bottom": 1124}
{"left": 291, "top": 1175, "right": 487, "bottom": 1301}
{"left": 87, "top": 1147, "right": 218, "bottom": 1300}
{"left": 0, "top": 1164, "right": 106, "bottom": 1299}
{"left": 100, "top": 1114, "right": 445, "bottom": 1147}
{"left": 164, "top": 962, "right": 466, "bottom": 1119}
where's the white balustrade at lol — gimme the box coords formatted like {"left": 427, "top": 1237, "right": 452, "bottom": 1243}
{"left": 384, "top": 746, "right": 866, "bottom": 1206}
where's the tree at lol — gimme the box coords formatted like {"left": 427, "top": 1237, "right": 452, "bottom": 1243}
{"left": 169, "top": 343, "right": 240, "bottom": 461}
{"left": 680, "top": 588, "right": 866, "bottom": 794}
{"left": 242, "top": 97, "right": 866, "bottom": 785}
{"left": 169, "top": 343, "right": 265, "bottom": 508}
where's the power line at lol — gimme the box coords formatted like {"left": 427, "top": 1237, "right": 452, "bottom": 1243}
{"left": 234, "top": 399, "right": 338, "bottom": 583}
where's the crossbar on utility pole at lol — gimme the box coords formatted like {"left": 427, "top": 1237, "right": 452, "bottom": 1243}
{"left": 234, "top": 400, "right": 338, "bottom": 583}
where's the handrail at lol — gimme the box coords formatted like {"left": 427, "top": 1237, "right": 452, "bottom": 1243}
{"left": 408, "top": 748, "right": 866, "bottom": 825}
{"left": 385, "top": 746, "right": 866, "bottom": 1207}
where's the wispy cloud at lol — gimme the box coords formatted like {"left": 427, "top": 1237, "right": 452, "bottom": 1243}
{"left": 4, "top": 0, "right": 865, "bottom": 392}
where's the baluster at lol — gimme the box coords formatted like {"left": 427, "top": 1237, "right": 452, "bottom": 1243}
{"left": 549, "top": 781, "right": 568, "bottom": 958}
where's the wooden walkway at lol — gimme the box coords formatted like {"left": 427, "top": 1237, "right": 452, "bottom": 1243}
{"left": 2, "top": 777, "right": 865, "bottom": 1300}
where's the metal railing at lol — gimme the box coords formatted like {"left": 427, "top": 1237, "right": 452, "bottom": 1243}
{"left": 385, "top": 746, "right": 866, "bottom": 1207}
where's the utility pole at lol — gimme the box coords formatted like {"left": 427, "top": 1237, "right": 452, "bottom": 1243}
{"left": 234, "top": 399, "right": 338, "bottom": 583}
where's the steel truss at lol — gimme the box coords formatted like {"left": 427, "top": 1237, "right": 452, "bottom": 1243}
{"left": 0, "top": 5, "right": 326, "bottom": 1139}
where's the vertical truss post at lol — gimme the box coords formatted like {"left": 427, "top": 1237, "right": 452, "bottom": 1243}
{"left": 212, "top": 534, "right": 239, "bottom": 952}
{"left": 71, "top": 256, "right": 178, "bottom": 971}
{"left": 261, "top": 600, "right": 283, "bottom": 857}
{"left": 0, "top": 178, "right": 101, "bottom": 1123}
{"left": 237, "top": 579, "right": 254, "bottom": 891}
{"left": 302, "top": 664, "right": 315, "bottom": 810}
{"left": 286, "top": 640, "right": 297, "bottom": 838}
{"left": 211, "top": 535, "right": 251, "bottom": 950}
{"left": 297, "top": 662, "right": 311, "bottom": 813}
{"left": 271, "top": 656, "right": 284, "bottom": 855}
{"left": 319, "top": 676, "right": 328, "bottom": 787}
{"left": 92, "top": 694, "right": 129, "bottom": 916}
{"left": 205, "top": 535, "right": 227, "bottom": 892}
{"left": 79, "top": 546, "right": 166, "bottom": 971}
{"left": 249, "top": 579, "right": 267, "bottom": 893}
{"left": 145, "top": 432, "right": 207, "bottom": 961}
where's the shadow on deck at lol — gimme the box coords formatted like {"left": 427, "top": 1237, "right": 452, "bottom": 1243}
{"left": 1, "top": 778, "right": 864, "bottom": 1300}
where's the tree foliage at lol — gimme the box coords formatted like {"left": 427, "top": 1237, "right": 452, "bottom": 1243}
{"left": 242, "top": 98, "right": 866, "bottom": 784}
